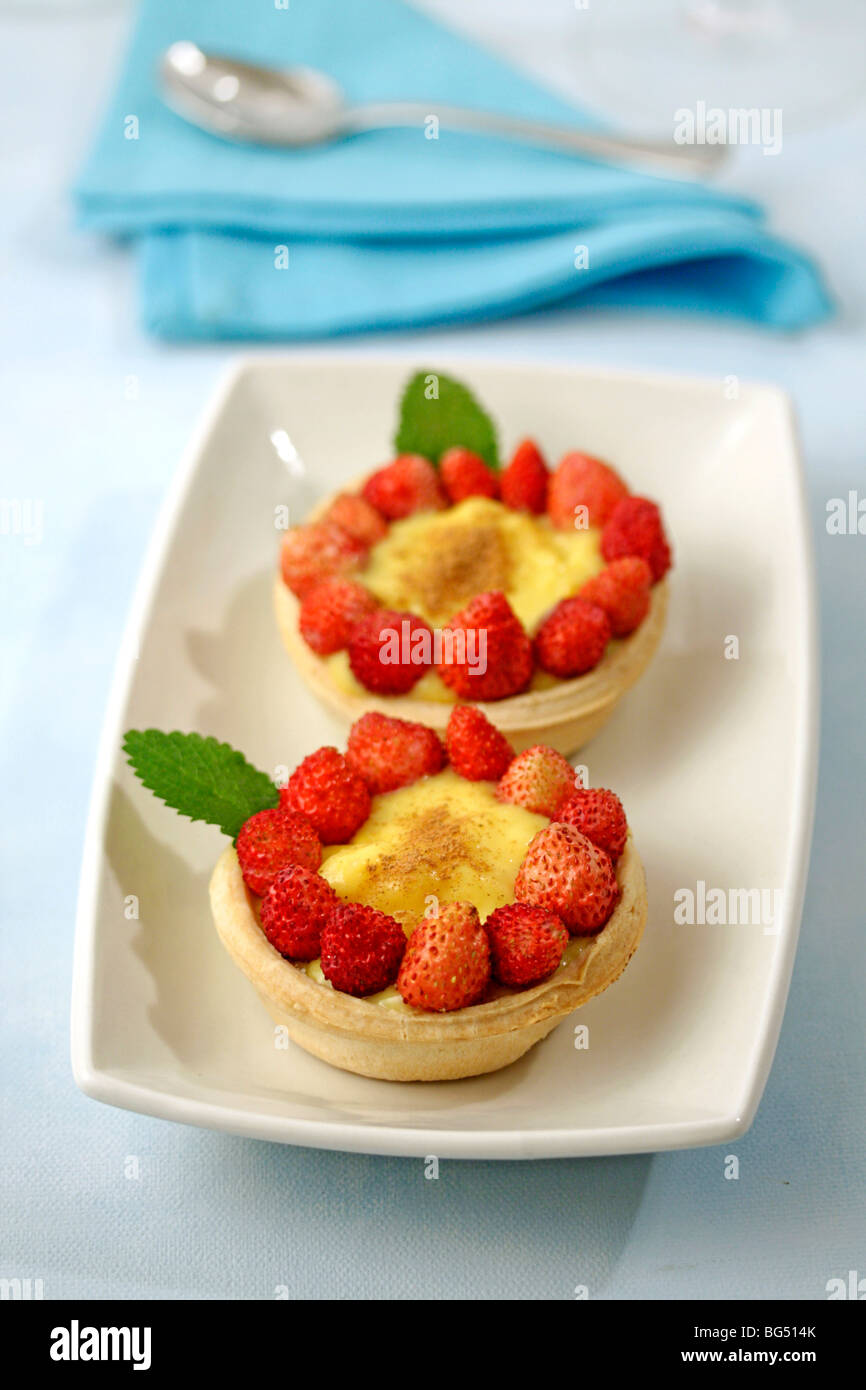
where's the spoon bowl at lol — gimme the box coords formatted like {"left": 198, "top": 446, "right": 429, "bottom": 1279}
{"left": 162, "top": 41, "right": 346, "bottom": 145}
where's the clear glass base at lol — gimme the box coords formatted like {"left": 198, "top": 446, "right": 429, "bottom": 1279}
{"left": 570, "top": 0, "right": 866, "bottom": 133}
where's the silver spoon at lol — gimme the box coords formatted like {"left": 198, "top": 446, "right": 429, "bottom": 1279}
{"left": 160, "top": 41, "right": 725, "bottom": 179}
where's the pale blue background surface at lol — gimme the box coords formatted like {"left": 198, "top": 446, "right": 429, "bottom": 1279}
{"left": 1, "top": 1, "right": 864, "bottom": 1300}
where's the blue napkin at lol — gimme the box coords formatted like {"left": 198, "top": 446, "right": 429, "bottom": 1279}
{"left": 75, "top": 0, "right": 832, "bottom": 337}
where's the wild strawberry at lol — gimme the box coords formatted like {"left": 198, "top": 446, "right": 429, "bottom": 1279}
{"left": 601, "top": 496, "right": 672, "bottom": 581}
{"left": 281, "top": 746, "right": 371, "bottom": 844}
{"left": 547, "top": 452, "right": 628, "bottom": 530}
{"left": 298, "top": 578, "right": 377, "bottom": 656}
{"left": 320, "top": 902, "right": 406, "bottom": 997}
{"left": 439, "top": 447, "right": 499, "bottom": 503}
{"left": 235, "top": 807, "right": 322, "bottom": 897}
{"left": 556, "top": 787, "right": 628, "bottom": 861}
{"left": 361, "top": 454, "right": 446, "bottom": 519}
{"left": 348, "top": 608, "right": 433, "bottom": 695}
{"left": 535, "top": 597, "right": 611, "bottom": 679}
{"left": 445, "top": 705, "right": 514, "bottom": 782}
{"left": 514, "top": 823, "right": 619, "bottom": 934}
{"left": 324, "top": 492, "right": 388, "bottom": 546}
{"left": 484, "top": 903, "right": 568, "bottom": 987}
{"left": 346, "top": 711, "right": 444, "bottom": 795}
{"left": 500, "top": 438, "right": 548, "bottom": 514}
{"left": 497, "top": 744, "right": 574, "bottom": 818}
{"left": 259, "top": 864, "right": 338, "bottom": 960}
{"left": 397, "top": 902, "right": 491, "bottom": 1011}
{"left": 279, "top": 521, "right": 367, "bottom": 599}
{"left": 578, "top": 557, "right": 652, "bottom": 638}
{"left": 438, "top": 590, "right": 533, "bottom": 701}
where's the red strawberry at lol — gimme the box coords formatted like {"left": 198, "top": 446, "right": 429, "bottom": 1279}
{"left": 320, "top": 902, "right": 407, "bottom": 997}
{"left": 601, "top": 496, "right": 672, "bottom": 581}
{"left": 438, "top": 590, "right": 533, "bottom": 701}
{"left": 439, "top": 447, "right": 499, "bottom": 503}
{"left": 500, "top": 438, "right": 548, "bottom": 514}
{"left": 348, "top": 608, "right": 433, "bottom": 695}
{"left": 445, "top": 705, "right": 514, "bottom": 782}
{"left": 279, "top": 522, "right": 367, "bottom": 599}
{"left": 281, "top": 746, "right": 370, "bottom": 844}
{"left": 397, "top": 902, "right": 491, "bottom": 1011}
{"left": 497, "top": 744, "right": 574, "bottom": 818}
{"left": 556, "top": 787, "right": 628, "bottom": 861}
{"left": 514, "top": 823, "right": 619, "bottom": 934}
{"left": 298, "top": 578, "right": 377, "bottom": 656}
{"left": 259, "top": 864, "right": 338, "bottom": 961}
{"left": 346, "top": 711, "right": 444, "bottom": 795}
{"left": 361, "top": 454, "right": 446, "bottom": 519}
{"left": 578, "top": 557, "right": 652, "bottom": 638}
{"left": 484, "top": 903, "right": 568, "bottom": 987}
{"left": 324, "top": 492, "right": 388, "bottom": 547}
{"left": 235, "top": 807, "right": 322, "bottom": 898}
{"left": 535, "top": 597, "right": 611, "bottom": 679}
{"left": 547, "top": 452, "right": 628, "bottom": 530}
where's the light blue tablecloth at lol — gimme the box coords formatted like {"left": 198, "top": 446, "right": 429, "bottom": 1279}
{"left": 73, "top": 0, "right": 831, "bottom": 337}
{"left": 1, "top": 1, "right": 864, "bottom": 1300}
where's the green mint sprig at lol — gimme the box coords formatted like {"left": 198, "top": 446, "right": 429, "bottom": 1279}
{"left": 122, "top": 730, "right": 279, "bottom": 841}
{"left": 394, "top": 370, "right": 499, "bottom": 470}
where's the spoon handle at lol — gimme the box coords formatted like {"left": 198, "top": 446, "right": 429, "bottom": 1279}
{"left": 343, "top": 102, "right": 724, "bottom": 178}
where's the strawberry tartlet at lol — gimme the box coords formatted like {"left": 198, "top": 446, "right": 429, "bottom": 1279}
{"left": 124, "top": 707, "right": 647, "bottom": 1082}
{"left": 275, "top": 376, "right": 671, "bottom": 755}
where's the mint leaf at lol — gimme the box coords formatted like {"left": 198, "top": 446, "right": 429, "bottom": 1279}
{"left": 394, "top": 370, "right": 499, "bottom": 470}
{"left": 123, "top": 730, "right": 279, "bottom": 841}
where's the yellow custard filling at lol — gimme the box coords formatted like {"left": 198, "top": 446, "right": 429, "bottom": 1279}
{"left": 299, "top": 767, "right": 591, "bottom": 1009}
{"left": 323, "top": 496, "right": 604, "bottom": 703}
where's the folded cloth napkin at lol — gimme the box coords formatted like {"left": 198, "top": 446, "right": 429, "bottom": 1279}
{"left": 75, "top": 0, "right": 832, "bottom": 337}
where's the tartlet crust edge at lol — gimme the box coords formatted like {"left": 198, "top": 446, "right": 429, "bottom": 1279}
{"left": 209, "top": 838, "right": 647, "bottom": 1082}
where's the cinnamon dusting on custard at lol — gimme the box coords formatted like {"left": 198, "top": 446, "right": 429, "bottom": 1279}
{"left": 359, "top": 801, "right": 490, "bottom": 925}
{"left": 317, "top": 768, "right": 549, "bottom": 927}
{"left": 398, "top": 523, "right": 510, "bottom": 623}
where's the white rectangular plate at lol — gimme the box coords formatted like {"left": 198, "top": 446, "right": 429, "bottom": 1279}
{"left": 72, "top": 356, "right": 817, "bottom": 1158}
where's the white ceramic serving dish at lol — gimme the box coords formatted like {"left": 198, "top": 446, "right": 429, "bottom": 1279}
{"left": 71, "top": 356, "right": 817, "bottom": 1159}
